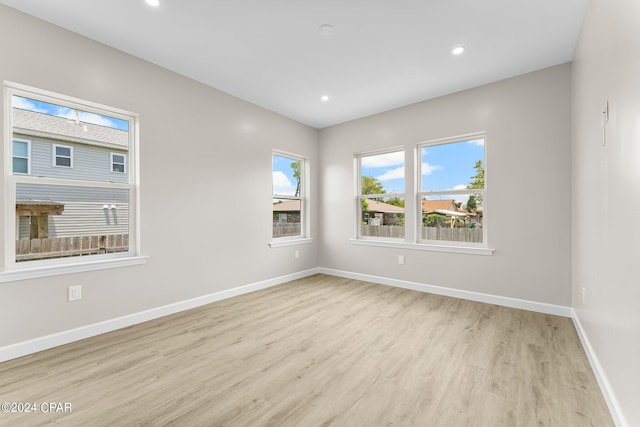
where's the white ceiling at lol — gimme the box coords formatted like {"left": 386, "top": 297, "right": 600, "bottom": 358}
{"left": 0, "top": 0, "right": 589, "bottom": 129}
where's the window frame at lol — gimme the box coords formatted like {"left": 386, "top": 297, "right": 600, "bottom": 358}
{"left": 12, "top": 138, "right": 31, "bottom": 175}
{"left": 270, "top": 150, "right": 311, "bottom": 247}
{"left": 111, "top": 152, "right": 127, "bottom": 174}
{"left": 3, "top": 81, "right": 144, "bottom": 276}
{"left": 52, "top": 143, "right": 74, "bottom": 168}
{"left": 417, "top": 133, "right": 487, "bottom": 248}
{"left": 356, "top": 147, "right": 406, "bottom": 242}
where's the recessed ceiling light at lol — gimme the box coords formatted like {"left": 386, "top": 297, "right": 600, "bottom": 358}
{"left": 452, "top": 46, "right": 466, "bottom": 55}
{"left": 321, "top": 95, "right": 330, "bottom": 102}
{"left": 319, "top": 24, "right": 334, "bottom": 37}
{"left": 146, "top": 0, "right": 160, "bottom": 7}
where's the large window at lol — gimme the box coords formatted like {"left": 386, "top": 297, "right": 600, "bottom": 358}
{"left": 272, "top": 152, "right": 306, "bottom": 240}
{"left": 5, "top": 83, "right": 139, "bottom": 267}
{"left": 418, "top": 135, "right": 485, "bottom": 245}
{"left": 357, "top": 149, "right": 405, "bottom": 240}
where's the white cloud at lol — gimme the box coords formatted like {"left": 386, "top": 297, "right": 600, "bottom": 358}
{"left": 468, "top": 138, "right": 485, "bottom": 146}
{"left": 422, "top": 162, "right": 443, "bottom": 175}
{"left": 56, "top": 108, "right": 119, "bottom": 128}
{"left": 362, "top": 151, "right": 404, "bottom": 168}
{"left": 272, "top": 171, "right": 297, "bottom": 195}
{"left": 12, "top": 97, "right": 48, "bottom": 113}
{"left": 13, "top": 96, "right": 122, "bottom": 129}
{"left": 377, "top": 166, "right": 404, "bottom": 181}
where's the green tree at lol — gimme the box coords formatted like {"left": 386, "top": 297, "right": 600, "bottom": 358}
{"left": 467, "top": 160, "right": 484, "bottom": 204}
{"left": 387, "top": 196, "right": 405, "bottom": 208}
{"left": 361, "top": 176, "right": 385, "bottom": 196}
{"left": 291, "top": 160, "right": 301, "bottom": 197}
{"left": 361, "top": 198, "right": 369, "bottom": 214}
{"left": 466, "top": 194, "right": 477, "bottom": 212}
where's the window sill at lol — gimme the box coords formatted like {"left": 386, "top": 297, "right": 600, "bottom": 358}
{"left": 349, "top": 239, "right": 494, "bottom": 256}
{"left": 0, "top": 255, "right": 149, "bottom": 283}
{"left": 269, "top": 238, "right": 313, "bottom": 248}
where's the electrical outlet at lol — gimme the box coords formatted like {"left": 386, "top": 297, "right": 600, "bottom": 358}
{"left": 398, "top": 255, "right": 405, "bottom": 265}
{"left": 294, "top": 250, "right": 300, "bottom": 259}
{"left": 68, "top": 285, "right": 82, "bottom": 302}
{"left": 581, "top": 287, "right": 586, "bottom": 305}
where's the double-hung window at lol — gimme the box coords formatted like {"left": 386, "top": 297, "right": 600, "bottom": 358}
{"left": 111, "top": 153, "right": 126, "bottom": 173}
{"left": 418, "top": 134, "right": 486, "bottom": 245}
{"left": 272, "top": 151, "right": 307, "bottom": 241}
{"left": 53, "top": 144, "right": 73, "bottom": 168}
{"left": 12, "top": 139, "right": 30, "bottom": 174}
{"left": 357, "top": 149, "right": 405, "bottom": 240}
{"left": 4, "top": 82, "right": 140, "bottom": 270}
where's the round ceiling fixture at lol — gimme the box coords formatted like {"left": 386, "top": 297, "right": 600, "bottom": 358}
{"left": 321, "top": 95, "right": 330, "bottom": 102}
{"left": 452, "top": 45, "right": 466, "bottom": 55}
{"left": 146, "top": 0, "right": 160, "bottom": 7}
{"left": 319, "top": 24, "right": 334, "bottom": 36}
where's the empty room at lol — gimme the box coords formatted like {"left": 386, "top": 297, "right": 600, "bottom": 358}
{"left": 0, "top": 0, "right": 637, "bottom": 426}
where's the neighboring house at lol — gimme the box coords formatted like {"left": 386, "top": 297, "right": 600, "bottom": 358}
{"left": 272, "top": 200, "right": 301, "bottom": 224}
{"left": 422, "top": 198, "right": 484, "bottom": 227}
{"left": 362, "top": 199, "right": 404, "bottom": 226}
{"left": 12, "top": 108, "right": 129, "bottom": 241}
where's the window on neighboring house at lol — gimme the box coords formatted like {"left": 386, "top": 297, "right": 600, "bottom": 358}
{"left": 357, "top": 149, "right": 405, "bottom": 240}
{"left": 111, "top": 153, "right": 126, "bottom": 173}
{"left": 272, "top": 152, "right": 306, "bottom": 240}
{"left": 418, "top": 134, "right": 486, "bottom": 245}
{"left": 6, "top": 83, "right": 139, "bottom": 267}
{"left": 12, "top": 139, "right": 30, "bottom": 174}
{"left": 53, "top": 144, "right": 73, "bottom": 168}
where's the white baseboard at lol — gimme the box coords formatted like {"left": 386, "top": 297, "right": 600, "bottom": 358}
{"left": 0, "top": 268, "right": 321, "bottom": 363}
{"left": 572, "top": 311, "right": 628, "bottom": 427}
{"left": 318, "top": 268, "right": 572, "bottom": 317}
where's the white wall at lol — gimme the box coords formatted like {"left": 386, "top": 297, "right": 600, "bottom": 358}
{"left": 319, "top": 64, "right": 573, "bottom": 306}
{"left": 0, "top": 5, "right": 319, "bottom": 347}
{"left": 572, "top": 0, "right": 640, "bottom": 425}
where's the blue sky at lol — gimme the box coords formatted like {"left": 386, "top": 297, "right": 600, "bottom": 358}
{"left": 361, "top": 138, "right": 484, "bottom": 200}
{"left": 13, "top": 96, "right": 129, "bottom": 131}
{"left": 272, "top": 154, "right": 299, "bottom": 196}
{"left": 276, "top": 140, "right": 484, "bottom": 200}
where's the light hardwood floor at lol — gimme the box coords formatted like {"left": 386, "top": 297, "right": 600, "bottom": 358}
{"left": 0, "top": 274, "right": 613, "bottom": 426}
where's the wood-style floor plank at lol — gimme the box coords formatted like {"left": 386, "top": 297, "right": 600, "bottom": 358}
{"left": 0, "top": 274, "right": 613, "bottom": 426}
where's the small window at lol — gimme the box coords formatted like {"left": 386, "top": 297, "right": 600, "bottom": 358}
{"left": 12, "top": 139, "right": 30, "bottom": 174}
{"left": 53, "top": 144, "right": 73, "bottom": 168}
{"left": 272, "top": 152, "right": 306, "bottom": 239}
{"left": 111, "top": 153, "right": 126, "bottom": 173}
{"left": 357, "top": 149, "right": 405, "bottom": 240}
{"left": 418, "top": 135, "right": 486, "bottom": 245}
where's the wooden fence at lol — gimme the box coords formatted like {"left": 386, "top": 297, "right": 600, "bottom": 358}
{"left": 16, "top": 234, "right": 129, "bottom": 262}
{"left": 360, "top": 225, "right": 405, "bottom": 238}
{"left": 273, "top": 223, "right": 301, "bottom": 238}
{"left": 421, "top": 227, "right": 482, "bottom": 243}
{"left": 361, "top": 225, "right": 482, "bottom": 243}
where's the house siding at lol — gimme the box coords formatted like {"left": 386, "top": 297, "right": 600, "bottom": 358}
{"left": 16, "top": 183, "right": 129, "bottom": 238}
{"left": 21, "top": 134, "right": 128, "bottom": 184}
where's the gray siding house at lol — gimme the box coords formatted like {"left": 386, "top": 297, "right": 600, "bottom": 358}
{"left": 13, "top": 108, "right": 129, "bottom": 243}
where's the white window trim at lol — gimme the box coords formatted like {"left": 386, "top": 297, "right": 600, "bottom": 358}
{"left": 350, "top": 238, "right": 494, "bottom": 256}
{"left": 52, "top": 143, "right": 73, "bottom": 168}
{"left": 356, "top": 146, "right": 406, "bottom": 242}
{"left": 270, "top": 150, "right": 309, "bottom": 245}
{"left": 3, "top": 81, "right": 143, "bottom": 275}
{"left": 417, "top": 132, "right": 489, "bottom": 249}
{"left": 110, "top": 152, "right": 127, "bottom": 174}
{"left": 12, "top": 138, "right": 31, "bottom": 175}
